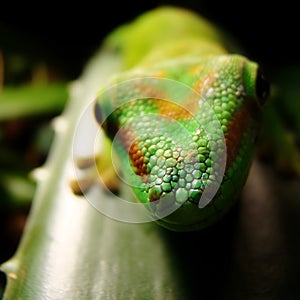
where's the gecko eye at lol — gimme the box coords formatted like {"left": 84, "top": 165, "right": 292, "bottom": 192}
{"left": 256, "top": 68, "right": 270, "bottom": 105}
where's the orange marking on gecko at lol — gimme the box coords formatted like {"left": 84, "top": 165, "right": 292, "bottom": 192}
{"left": 224, "top": 102, "right": 253, "bottom": 169}
{"left": 129, "top": 141, "right": 148, "bottom": 177}
{"left": 117, "top": 127, "right": 149, "bottom": 178}
{"left": 153, "top": 71, "right": 167, "bottom": 78}
{"left": 188, "top": 64, "right": 203, "bottom": 75}
{"left": 156, "top": 99, "right": 194, "bottom": 120}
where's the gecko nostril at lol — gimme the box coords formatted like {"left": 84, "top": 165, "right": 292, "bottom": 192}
{"left": 256, "top": 68, "right": 270, "bottom": 105}
{"left": 94, "top": 102, "right": 103, "bottom": 125}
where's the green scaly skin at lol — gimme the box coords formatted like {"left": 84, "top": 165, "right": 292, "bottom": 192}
{"left": 94, "top": 7, "right": 269, "bottom": 231}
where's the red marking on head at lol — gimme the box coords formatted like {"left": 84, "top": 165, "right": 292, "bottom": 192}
{"left": 155, "top": 99, "right": 197, "bottom": 120}
{"left": 116, "top": 128, "right": 148, "bottom": 178}
{"left": 129, "top": 141, "right": 148, "bottom": 177}
{"left": 224, "top": 101, "right": 255, "bottom": 169}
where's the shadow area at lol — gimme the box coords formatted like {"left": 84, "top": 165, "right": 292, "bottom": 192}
{"left": 160, "top": 160, "right": 300, "bottom": 299}
{"left": 160, "top": 204, "right": 239, "bottom": 300}
{"left": 0, "top": 271, "right": 7, "bottom": 299}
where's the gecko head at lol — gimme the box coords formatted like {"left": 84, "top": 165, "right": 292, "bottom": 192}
{"left": 142, "top": 57, "right": 270, "bottom": 231}
{"left": 92, "top": 56, "right": 270, "bottom": 231}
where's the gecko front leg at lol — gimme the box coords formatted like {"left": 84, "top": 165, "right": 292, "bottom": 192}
{"left": 70, "top": 134, "right": 120, "bottom": 196}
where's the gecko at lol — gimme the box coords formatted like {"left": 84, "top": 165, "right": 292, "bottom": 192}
{"left": 71, "top": 6, "right": 270, "bottom": 231}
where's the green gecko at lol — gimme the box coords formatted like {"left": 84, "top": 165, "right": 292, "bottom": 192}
{"left": 72, "top": 6, "right": 270, "bottom": 231}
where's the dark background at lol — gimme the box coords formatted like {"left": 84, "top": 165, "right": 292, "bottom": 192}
{"left": 1, "top": 0, "right": 299, "bottom": 79}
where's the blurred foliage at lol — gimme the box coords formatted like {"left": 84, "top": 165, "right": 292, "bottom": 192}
{"left": 258, "top": 67, "right": 300, "bottom": 176}
{"left": 0, "top": 46, "right": 68, "bottom": 274}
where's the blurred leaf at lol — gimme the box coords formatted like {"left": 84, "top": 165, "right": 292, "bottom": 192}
{"left": 0, "top": 173, "right": 35, "bottom": 208}
{"left": 258, "top": 66, "right": 300, "bottom": 176}
{"left": 271, "top": 66, "right": 300, "bottom": 138}
{"left": 0, "top": 83, "right": 68, "bottom": 120}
